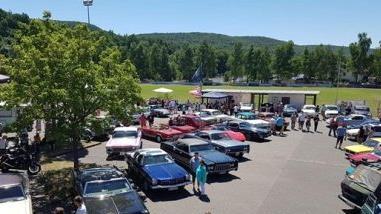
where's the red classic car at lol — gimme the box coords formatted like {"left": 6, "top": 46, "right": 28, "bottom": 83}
{"left": 203, "top": 125, "right": 246, "bottom": 142}
{"left": 141, "top": 125, "right": 183, "bottom": 142}
{"left": 169, "top": 114, "right": 206, "bottom": 128}
{"left": 348, "top": 149, "right": 381, "bottom": 165}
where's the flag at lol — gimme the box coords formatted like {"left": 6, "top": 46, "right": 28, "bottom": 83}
{"left": 191, "top": 64, "right": 203, "bottom": 83}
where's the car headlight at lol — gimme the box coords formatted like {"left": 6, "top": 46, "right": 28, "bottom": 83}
{"left": 152, "top": 178, "right": 158, "bottom": 185}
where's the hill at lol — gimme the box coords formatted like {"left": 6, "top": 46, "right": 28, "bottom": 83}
{"left": 136, "top": 32, "right": 350, "bottom": 55}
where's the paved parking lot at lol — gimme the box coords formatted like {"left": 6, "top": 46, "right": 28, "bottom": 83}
{"left": 79, "top": 122, "right": 354, "bottom": 214}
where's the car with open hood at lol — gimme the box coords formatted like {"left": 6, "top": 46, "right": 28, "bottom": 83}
{"left": 160, "top": 138, "right": 238, "bottom": 174}
{"left": 344, "top": 138, "right": 381, "bottom": 156}
{"left": 73, "top": 167, "right": 149, "bottom": 214}
{"left": 0, "top": 173, "right": 32, "bottom": 214}
{"left": 106, "top": 127, "right": 142, "bottom": 155}
{"left": 195, "top": 130, "right": 250, "bottom": 158}
{"left": 126, "top": 148, "right": 191, "bottom": 191}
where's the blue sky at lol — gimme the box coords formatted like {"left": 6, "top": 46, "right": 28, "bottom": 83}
{"left": 1, "top": 0, "right": 380, "bottom": 47}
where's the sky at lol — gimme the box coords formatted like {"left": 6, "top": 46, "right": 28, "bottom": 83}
{"left": 1, "top": 0, "right": 380, "bottom": 47}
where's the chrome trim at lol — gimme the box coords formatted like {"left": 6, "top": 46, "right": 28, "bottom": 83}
{"left": 151, "top": 181, "right": 192, "bottom": 189}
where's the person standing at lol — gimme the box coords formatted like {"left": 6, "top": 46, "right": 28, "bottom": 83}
{"left": 305, "top": 116, "right": 311, "bottom": 132}
{"left": 358, "top": 126, "right": 365, "bottom": 144}
{"left": 328, "top": 116, "right": 337, "bottom": 137}
{"left": 233, "top": 105, "right": 239, "bottom": 116}
{"left": 190, "top": 152, "right": 202, "bottom": 191}
{"left": 139, "top": 113, "right": 147, "bottom": 128}
{"left": 74, "top": 196, "right": 87, "bottom": 214}
{"left": 196, "top": 160, "right": 208, "bottom": 196}
{"left": 147, "top": 113, "right": 154, "bottom": 128}
{"left": 298, "top": 113, "right": 305, "bottom": 131}
{"left": 275, "top": 115, "right": 285, "bottom": 136}
{"left": 32, "top": 132, "right": 41, "bottom": 160}
{"left": 290, "top": 112, "right": 297, "bottom": 130}
{"left": 0, "top": 135, "right": 8, "bottom": 155}
{"left": 378, "top": 111, "right": 381, "bottom": 122}
{"left": 336, "top": 125, "right": 347, "bottom": 149}
{"left": 313, "top": 114, "right": 320, "bottom": 132}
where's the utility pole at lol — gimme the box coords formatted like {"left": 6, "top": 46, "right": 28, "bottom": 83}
{"left": 335, "top": 58, "right": 341, "bottom": 104}
{"left": 83, "top": 0, "right": 93, "bottom": 25}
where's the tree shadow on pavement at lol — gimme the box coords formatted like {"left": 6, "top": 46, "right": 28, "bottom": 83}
{"left": 106, "top": 154, "right": 125, "bottom": 161}
{"left": 206, "top": 173, "right": 240, "bottom": 184}
{"left": 144, "top": 188, "right": 193, "bottom": 202}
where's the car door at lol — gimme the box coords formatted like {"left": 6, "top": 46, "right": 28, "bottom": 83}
{"left": 173, "top": 143, "right": 190, "bottom": 167}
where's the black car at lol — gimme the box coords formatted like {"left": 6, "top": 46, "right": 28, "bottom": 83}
{"left": 160, "top": 138, "right": 238, "bottom": 174}
{"left": 224, "top": 120, "right": 271, "bottom": 141}
{"left": 73, "top": 167, "right": 149, "bottom": 214}
{"left": 339, "top": 163, "right": 381, "bottom": 209}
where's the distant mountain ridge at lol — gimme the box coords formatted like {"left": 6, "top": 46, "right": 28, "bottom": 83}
{"left": 136, "top": 32, "right": 350, "bottom": 55}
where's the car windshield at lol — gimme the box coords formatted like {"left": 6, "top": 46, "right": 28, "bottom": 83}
{"left": 190, "top": 144, "right": 214, "bottom": 152}
{"left": 113, "top": 130, "right": 137, "bottom": 138}
{"left": 143, "top": 154, "right": 172, "bottom": 165}
{"left": 352, "top": 165, "right": 381, "bottom": 191}
{"left": 304, "top": 106, "right": 315, "bottom": 110}
{"left": 84, "top": 179, "right": 131, "bottom": 196}
{"left": 326, "top": 106, "right": 338, "bottom": 110}
{"left": 364, "top": 140, "right": 380, "bottom": 148}
{"left": 0, "top": 185, "right": 25, "bottom": 202}
{"left": 241, "top": 114, "right": 256, "bottom": 120}
{"left": 355, "top": 106, "right": 370, "bottom": 111}
{"left": 211, "top": 133, "right": 231, "bottom": 140}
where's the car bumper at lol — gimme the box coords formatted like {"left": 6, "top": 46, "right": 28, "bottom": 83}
{"left": 151, "top": 181, "right": 192, "bottom": 190}
{"left": 209, "top": 166, "right": 238, "bottom": 174}
{"left": 338, "top": 194, "right": 361, "bottom": 209}
{"left": 106, "top": 146, "right": 139, "bottom": 155}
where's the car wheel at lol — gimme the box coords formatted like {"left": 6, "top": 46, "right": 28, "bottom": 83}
{"left": 156, "top": 136, "right": 162, "bottom": 143}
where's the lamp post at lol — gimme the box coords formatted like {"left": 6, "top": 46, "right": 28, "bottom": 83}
{"left": 83, "top": 0, "right": 93, "bottom": 24}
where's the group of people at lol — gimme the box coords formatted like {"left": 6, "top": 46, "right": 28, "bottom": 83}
{"left": 190, "top": 152, "right": 208, "bottom": 197}
{"left": 290, "top": 113, "right": 320, "bottom": 133}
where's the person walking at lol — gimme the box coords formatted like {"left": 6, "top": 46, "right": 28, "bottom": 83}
{"left": 196, "top": 160, "right": 208, "bottom": 196}
{"left": 74, "top": 196, "right": 87, "bottom": 214}
{"left": 233, "top": 105, "right": 239, "bottom": 116}
{"left": 139, "top": 113, "right": 147, "bottom": 128}
{"left": 358, "top": 126, "right": 365, "bottom": 144}
{"left": 305, "top": 116, "right": 311, "bottom": 132}
{"left": 336, "top": 125, "right": 347, "bottom": 149}
{"left": 328, "top": 116, "right": 337, "bottom": 137}
{"left": 290, "top": 112, "right": 297, "bottom": 130}
{"left": 190, "top": 152, "right": 202, "bottom": 191}
{"left": 275, "top": 115, "right": 285, "bottom": 136}
{"left": 147, "top": 113, "right": 154, "bottom": 128}
{"left": 313, "top": 114, "right": 320, "bottom": 132}
{"left": 298, "top": 113, "right": 305, "bottom": 131}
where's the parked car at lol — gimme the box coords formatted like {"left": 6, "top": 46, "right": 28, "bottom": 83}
{"left": 257, "top": 112, "right": 289, "bottom": 130}
{"left": 360, "top": 189, "right": 381, "bottom": 214}
{"left": 106, "top": 127, "right": 142, "bottom": 155}
{"left": 339, "top": 163, "right": 381, "bottom": 209}
{"left": 160, "top": 138, "right": 238, "bottom": 174}
{"left": 224, "top": 120, "right": 271, "bottom": 141}
{"left": 132, "top": 107, "right": 151, "bottom": 125}
{"left": 199, "top": 109, "right": 230, "bottom": 123}
{"left": 347, "top": 123, "right": 381, "bottom": 141}
{"left": 344, "top": 138, "right": 381, "bottom": 156}
{"left": 126, "top": 148, "right": 191, "bottom": 191}
{"left": 171, "top": 114, "right": 206, "bottom": 128}
{"left": 352, "top": 105, "right": 372, "bottom": 117}
{"left": 301, "top": 105, "right": 317, "bottom": 117}
{"left": 195, "top": 130, "right": 250, "bottom": 157}
{"left": 73, "top": 167, "right": 149, "bottom": 214}
{"left": 282, "top": 104, "right": 298, "bottom": 117}
{"left": 348, "top": 148, "right": 381, "bottom": 166}
{"left": 195, "top": 111, "right": 218, "bottom": 125}
{"left": 149, "top": 105, "right": 170, "bottom": 118}
{"left": 141, "top": 125, "right": 183, "bottom": 142}
{"left": 0, "top": 173, "right": 32, "bottom": 214}
{"left": 207, "top": 124, "right": 246, "bottom": 142}
{"left": 321, "top": 104, "right": 339, "bottom": 119}
{"left": 239, "top": 103, "right": 253, "bottom": 112}
{"left": 235, "top": 112, "right": 257, "bottom": 121}
{"left": 328, "top": 114, "right": 369, "bottom": 127}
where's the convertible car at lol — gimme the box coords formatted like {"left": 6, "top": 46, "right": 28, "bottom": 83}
{"left": 195, "top": 130, "right": 250, "bottom": 157}
{"left": 344, "top": 138, "right": 381, "bottom": 156}
{"left": 348, "top": 148, "right": 381, "bottom": 166}
{"left": 160, "top": 138, "right": 238, "bottom": 174}
{"left": 141, "top": 125, "right": 183, "bottom": 142}
{"left": 106, "top": 127, "right": 142, "bottom": 155}
{"left": 126, "top": 148, "right": 191, "bottom": 191}
{"left": 73, "top": 167, "right": 149, "bottom": 214}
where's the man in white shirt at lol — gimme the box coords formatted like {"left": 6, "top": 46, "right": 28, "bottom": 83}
{"left": 74, "top": 196, "right": 87, "bottom": 214}
{"left": 0, "top": 135, "right": 8, "bottom": 154}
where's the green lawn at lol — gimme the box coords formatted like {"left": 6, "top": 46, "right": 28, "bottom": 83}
{"left": 141, "top": 84, "right": 381, "bottom": 115}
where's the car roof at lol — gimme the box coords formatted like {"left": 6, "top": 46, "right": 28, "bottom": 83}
{"left": 135, "top": 148, "right": 167, "bottom": 156}
{"left": 202, "top": 109, "right": 219, "bottom": 112}
{"left": 303, "top": 105, "right": 316, "bottom": 107}
{"left": 200, "top": 130, "right": 224, "bottom": 135}
{"left": 0, "top": 173, "right": 25, "bottom": 186}
{"left": 114, "top": 126, "right": 138, "bottom": 132}
{"left": 78, "top": 167, "right": 125, "bottom": 183}
{"left": 325, "top": 104, "right": 338, "bottom": 107}
{"left": 177, "top": 138, "right": 209, "bottom": 146}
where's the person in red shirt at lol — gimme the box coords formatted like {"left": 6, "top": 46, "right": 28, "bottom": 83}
{"left": 139, "top": 113, "right": 147, "bottom": 128}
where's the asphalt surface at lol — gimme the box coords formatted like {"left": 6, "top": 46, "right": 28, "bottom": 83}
{"left": 79, "top": 119, "right": 355, "bottom": 214}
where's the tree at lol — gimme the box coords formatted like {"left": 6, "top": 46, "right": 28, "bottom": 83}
{"left": 272, "top": 41, "right": 295, "bottom": 80}
{"left": 131, "top": 42, "right": 150, "bottom": 80}
{"left": 349, "top": 33, "right": 372, "bottom": 82}
{"left": 196, "top": 41, "right": 216, "bottom": 78}
{"left": 245, "top": 46, "right": 256, "bottom": 82}
{"left": 178, "top": 45, "right": 194, "bottom": 81}
{"left": 229, "top": 43, "right": 244, "bottom": 81}
{"left": 246, "top": 47, "right": 271, "bottom": 82}
{"left": 216, "top": 51, "right": 229, "bottom": 75}
{"left": 1, "top": 17, "right": 141, "bottom": 168}
{"left": 370, "top": 44, "right": 381, "bottom": 83}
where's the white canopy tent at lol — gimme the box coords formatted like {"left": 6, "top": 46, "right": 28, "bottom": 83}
{"left": 152, "top": 87, "right": 173, "bottom": 93}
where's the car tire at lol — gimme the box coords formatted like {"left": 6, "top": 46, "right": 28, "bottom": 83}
{"left": 156, "top": 136, "right": 162, "bottom": 143}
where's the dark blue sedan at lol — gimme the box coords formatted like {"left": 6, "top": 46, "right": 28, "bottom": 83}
{"left": 126, "top": 148, "right": 191, "bottom": 191}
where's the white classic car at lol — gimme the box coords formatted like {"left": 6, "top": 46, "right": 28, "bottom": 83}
{"left": 301, "top": 105, "right": 317, "bottom": 117}
{"left": 322, "top": 104, "right": 339, "bottom": 119}
{"left": 199, "top": 109, "right": 230, "bottom": 123}
{"left": 0, "top": 173, "right": 32, "bottom": 214}
{"left": 239, "top": 103, "right": 253, "bottom": 112}
{"left": 106, "top": 126, "right": 142, "bottom": 155}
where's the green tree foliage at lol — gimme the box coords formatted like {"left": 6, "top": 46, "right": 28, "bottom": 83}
{"left": 196, "top": 41, "right": 216, "bottom": 78}
{"left": 370, "top": 44, "right": 381, "bottom": 83}
{"left": 245, "top": 46, "right": 271, "bottom": 82}
{"left": 272, "top": 41, "right": 295, "bottom": 80}
{"left": 216, "top": 51, "right": 229, "bottom": 75}
{"left": 178, "top": 45, "right": 195, "bottom": 81}
{"left": 0, "top": 18, "right": 141, "bottom": 168}
{"left": 229, "top": 43, "right": 245, "bottom": 81}
{"left": 349, "top": 33, "right": 373, "bottom": 82}
{"left": 130, "top": 42, "right": 150, "bottom": 80}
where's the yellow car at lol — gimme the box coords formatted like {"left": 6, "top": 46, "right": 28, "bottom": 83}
{"left": 344, "top": 138, "right": 381, "bottom": 155}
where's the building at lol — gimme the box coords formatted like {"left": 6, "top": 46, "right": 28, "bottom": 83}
{"left": 202, "top": 89, "right": 320, "bottom": 110}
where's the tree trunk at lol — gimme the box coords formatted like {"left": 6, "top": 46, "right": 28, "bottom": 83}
{"left": 71, "top": 127, "right": 81, "bottom": 169}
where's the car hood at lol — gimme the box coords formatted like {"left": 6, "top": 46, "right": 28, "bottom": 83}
{"left": 347, "top": 129, "right": 360, "bottom": 135}
{"left": 325, "top": 110, "right": 339, "bottom": 114}
{"left": 157, "top": 129, "right": 183, "bottom": 135}
{"left": 350, "top": 153, "right": 380, "bottom": 162}
{"left": 106, "top": 137, "right": 140, "bottom": 148}
{"left": 143, "top": 162, "right": 187, "bottom": 180}
{"left": 198, "top": 150, "right": 236, "bottom": 164}
{"left": 171, "top": 125, "right": 196, "bottom": 133}
{"left": 85, "top": 192, "right": 147, "bottom": 214}
{"left": 345, "top": 145, "right": 374, "bottom": 153}
{"left": 0, "top": 198, "right": 31, "bottom": 214}
{"left": 246, "top": 119, "right": 269, "bottom": 125}
{"left": 213, "top": 139, "right": 249, "bottom": 147}
{"left": 302, "top": 109, "right": 315, "bottom": 113}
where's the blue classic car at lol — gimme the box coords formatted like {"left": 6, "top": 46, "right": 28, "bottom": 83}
{"left": 195, "top": 130, "right": 250, "bottom": 158}
{"left": 160, "top": 138, "right": 239, "bottom": 174}
{"left": 126, "top": 149, "right": 191, "bottom": 191}
{"left": 235, "top": 112, "right": 257, "bottom": 120}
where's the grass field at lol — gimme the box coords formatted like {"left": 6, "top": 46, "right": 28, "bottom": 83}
{"left": 141, "top": 84, "right": 381, "bottom": 115}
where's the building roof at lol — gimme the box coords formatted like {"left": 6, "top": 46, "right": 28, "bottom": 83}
{"left": 203, "top": 88, "right": 320, "bottom": 95}
{"left": 201, "top": 91, "right": 230, "bottom": 99}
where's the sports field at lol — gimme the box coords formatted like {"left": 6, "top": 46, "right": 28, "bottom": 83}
{"left": 141, "top": 84, "right": 381, "bottom": 115}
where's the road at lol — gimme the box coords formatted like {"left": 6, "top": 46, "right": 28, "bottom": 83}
{"left": 79, "top": 121, "right": 354, "bottom": 214}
